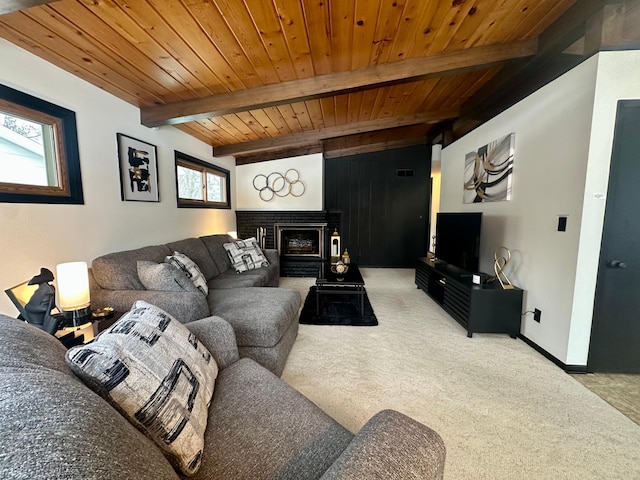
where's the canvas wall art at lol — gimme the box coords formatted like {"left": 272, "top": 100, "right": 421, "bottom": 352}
{"left": 463, "top": 132, "right": 515, "bottom": 204}
{"left": 117, "top": 133, "right": 159, "bottom": 202}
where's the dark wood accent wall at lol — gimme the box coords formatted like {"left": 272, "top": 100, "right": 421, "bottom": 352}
{"left": 325, "top": 145, "right": 431, "bottom": 268}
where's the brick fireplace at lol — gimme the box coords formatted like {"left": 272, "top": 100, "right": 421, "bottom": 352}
{"left": 275, "top": 223, "right": 326, "bottom": 258}
{"left": 235, "top": 211, "right": 340, "bottom": 276}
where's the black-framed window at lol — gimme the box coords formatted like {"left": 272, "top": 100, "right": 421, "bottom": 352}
{"left": 175, "top": 151, "right": 230, "bottom": 209}
{"left": 0, "top": 83, "right": 83, "bottom": 204}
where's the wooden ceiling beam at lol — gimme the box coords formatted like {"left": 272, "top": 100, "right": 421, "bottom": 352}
{"left": 141, "top": 39, "right": 537, "bottom": 128}
{"left": 585, "top": 2, "right": 637, "bottom": 54}
{"left": 0, "top": 1, "right": 57, "bottom": 15}
{"left": 458, "top": 0, "right": 623, "bottom": 137}
{"left": 235, "top": 126, "right": 429, "bottom": 164}
{"left": 322, "top": 125, "right": 428, "bottom": 151}
{"left": 214, "top": 109, "right": 458, "bottom": 157}
{"left": 323, "top": 137, "right": 427, "bottom": 159}
{"left": 235, "top": 144, "right": 322, "bottom": 165}
{"left": 536, "top": 0, "right": 609, "bottom": 56}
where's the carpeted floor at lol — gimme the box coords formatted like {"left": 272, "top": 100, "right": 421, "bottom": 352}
{"left": 280, "top": 269, "right": 640, "bottom": 480}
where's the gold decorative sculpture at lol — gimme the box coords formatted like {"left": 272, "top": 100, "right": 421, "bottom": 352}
{"left": 331, "top": 260, "right": 349, "bottom": 275}
{"left": 493, "top": 246, "right": 514, "bottom": 290}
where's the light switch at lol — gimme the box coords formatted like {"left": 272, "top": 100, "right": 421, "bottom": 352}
{"left": 558, "top": 216, "right": 567, "bottom": 232}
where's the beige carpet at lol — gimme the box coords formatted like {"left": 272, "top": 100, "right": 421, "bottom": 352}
{"left": 280, "top": 269, "right": 640, "bottom": 480}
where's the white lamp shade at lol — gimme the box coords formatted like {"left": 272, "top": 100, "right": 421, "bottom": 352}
{"left": 227, "top": 231, "right": 238, "bottom": 239}
{"left": 56, "top": 261, "right": 90, "bottom": 311}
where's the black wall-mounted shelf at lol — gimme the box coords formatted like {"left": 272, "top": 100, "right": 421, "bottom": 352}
{"left": 415, "top": 256, "right": 524, "bottom": 338}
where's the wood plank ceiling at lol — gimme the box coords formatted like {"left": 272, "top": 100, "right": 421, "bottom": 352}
{"left": 1, "top": 0, "right": 638, "bottom": 163}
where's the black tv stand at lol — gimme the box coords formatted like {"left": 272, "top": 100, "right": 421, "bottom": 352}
{"left": 415, "top": 255, "right": 523, "bottom": 338}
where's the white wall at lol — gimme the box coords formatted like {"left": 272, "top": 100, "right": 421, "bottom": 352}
{"left": 441, "top": 50, "right": 640, "bottom": 366}
{"left": 0, "top": 39, "right": 236, "bottom": 316}
{"left": 567, "top": 50, "right": 640, "bottom": 365}
{"left": 236, "top": 153, "right": 323, "bottom": 210}
{"left": 440, "top": 56, "right": 598, "bottom": 364}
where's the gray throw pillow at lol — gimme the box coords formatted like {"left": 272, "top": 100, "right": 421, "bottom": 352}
{"left": 137, "top": 260, "right": 199, "bottom": 292}
{"left": 65, "top": 300, "right": 218, "bottom": 476}
{"left": 223, "top": 237, "right": 270, "bottom": 273}
{"left": 165, "top": 252, "right": 208, "bottom": 295}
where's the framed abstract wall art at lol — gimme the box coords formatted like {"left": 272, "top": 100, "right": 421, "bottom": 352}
{"left": 463, "top": 132, "right": 515, "bottom": 204}
{"left": 116, "top": 133, "right": 159, "bottom": 202}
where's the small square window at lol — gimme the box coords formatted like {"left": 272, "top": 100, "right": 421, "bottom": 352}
{"left": 175, "top": 151, "right": 230, "bottom": 209}
{"left": 177, "top": 165, "right": 204, "bottom": 201}
{"left": 206, "top": 171, "right": 225, "bottom": 203}
{"left": 0, "top": 83, "right": 83, "bottom": 204}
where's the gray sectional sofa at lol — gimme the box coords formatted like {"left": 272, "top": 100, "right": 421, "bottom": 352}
{"left": 0, "top": 314, "right": 446, "bottom": 479}
{"left": 90, "top": 234, "right": 300, "bottom": 376}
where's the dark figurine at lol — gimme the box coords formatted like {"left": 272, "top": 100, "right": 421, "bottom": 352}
{"left": 23, "top": 268, "right": 65, "bottom": 334}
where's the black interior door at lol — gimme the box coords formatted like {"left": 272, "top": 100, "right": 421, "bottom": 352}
{"left": 588, "top": 100, "right": 640, "bottom": 373}
{"left": 324, "top": 145, "right": 431, "bottom": 267}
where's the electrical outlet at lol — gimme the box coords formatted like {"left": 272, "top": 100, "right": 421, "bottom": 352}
{"left": 534, "top": 308, "right": 542, "bottom": 322}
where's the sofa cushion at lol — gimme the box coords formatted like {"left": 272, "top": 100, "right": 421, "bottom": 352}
{"left": 66, "top": 301, "right": 218, "bottom": 476}
{"left": 207, "top": 287, "right": 301, "bottom": 347}
{"left": 0, "top": 315, "right": 178, "bottom": 480}
{"left": 190, "top": 358, "right": 353, "bottom": 480}
{"left": 137, "top": 260, "right": 200, "bottom": 292}
{"left": 166, "top": 252, "right": 208, "bottom": 295}
{"left": 200, "top": 234, "right": 233, "bottom": 274}
{"left": 166, "top": 238, "right": 219, "bottom": 280}
{"left": 1, "top": 370, "right": 180, "bottom": 480}
{"left": 207, "top": 268, "right": 267, "bottom": 289}
{"left": 92, "top": 244, "right": 172, "bottom": 290}
{"left": 259, "top": 252, "right": 281, "bottom": 287}
{"left": 0, "top": 316, "right": 73, "bottom": 375}
{"left": 223, "top": 237, "right": 270, "bottom": 273}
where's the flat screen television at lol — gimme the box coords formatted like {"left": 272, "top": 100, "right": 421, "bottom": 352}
{"left": 435, "top": 212, "right": 482, "bottom": 272}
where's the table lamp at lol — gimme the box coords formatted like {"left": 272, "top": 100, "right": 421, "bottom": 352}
{"left": 56, "top": 261, "right": 91, "bottom": 327}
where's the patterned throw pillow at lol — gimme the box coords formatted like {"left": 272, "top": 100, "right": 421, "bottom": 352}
{"left": 137, "top": 260, "right": 200, "bottom": 292}
{"left": 65, "top": 301, "right": 218, "bottom": 476}
{"left": 165, "top": 252, "right": 208, "bottom": 295}
{"left": 223, "top": 237, "right": 270, "bottom": 273}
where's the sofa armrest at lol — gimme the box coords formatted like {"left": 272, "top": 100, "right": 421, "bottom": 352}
{"left": 185, "top": 316, "right": 240, "bottom": 370}
{"left": 320, "top": 410, "right": 446, "bottom": 480}
{"left": 90, "top": 288, "right": 210, "bottom": 324}
{"left": 264, "top": 248, "right": 279, "bottom": 266}
{"left": 263, "top": 249, "right": 280, "bottom": 287}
